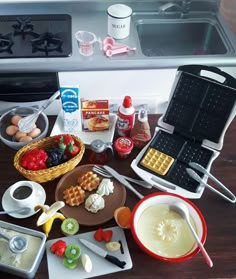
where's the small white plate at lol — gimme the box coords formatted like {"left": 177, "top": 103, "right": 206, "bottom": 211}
{"left": 1, "top": 182, "right": 46, "bottom": 219}
{"left": 50, "top": 111, "right": 117, "bottom": 145}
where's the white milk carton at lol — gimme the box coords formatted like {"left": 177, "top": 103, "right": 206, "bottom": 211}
{"left": 60, "top": 86, "right": 80, "bottom": 132}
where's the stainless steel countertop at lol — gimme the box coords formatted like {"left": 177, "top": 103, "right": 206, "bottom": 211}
{"left": 0, "top": 1, "right": 236, "bottom": 72}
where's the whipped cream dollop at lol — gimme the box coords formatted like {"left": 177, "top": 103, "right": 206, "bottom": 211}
{"left": 96, "top": 178, "right": 114, "bottom": 196}
{"left": 85, "top": 193, "right": 105, "bottom": 213}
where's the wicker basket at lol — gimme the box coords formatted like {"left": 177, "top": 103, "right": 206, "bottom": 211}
{"left": 14, "top": 135, "right": 85, "bottom": 183}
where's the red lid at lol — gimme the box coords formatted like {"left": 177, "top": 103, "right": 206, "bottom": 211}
{"left": 114, "top": 137, "right": 134, "bottom": 153}
{"left": 122, "top": 96, "right": 132, "bottom": 108}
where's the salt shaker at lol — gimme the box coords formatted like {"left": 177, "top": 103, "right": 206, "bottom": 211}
{"left": 88, "top": 139, "right": 113, "bottom": 164}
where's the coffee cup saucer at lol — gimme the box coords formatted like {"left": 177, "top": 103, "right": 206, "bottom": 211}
{"left": 1, "top": 181, "right": 46, "bottom": 219}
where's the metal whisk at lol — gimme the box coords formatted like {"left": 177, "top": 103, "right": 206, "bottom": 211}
{"left": 18, "top": 90, "right": 60, "bottom": 133}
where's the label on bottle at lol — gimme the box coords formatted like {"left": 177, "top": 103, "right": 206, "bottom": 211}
{"left": 116, "top": 110, "right": 135, "bottom": 137}
{"left": 131, "top": 132, "right": 151, "bottom": 148}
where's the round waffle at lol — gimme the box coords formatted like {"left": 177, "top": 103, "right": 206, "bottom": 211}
{"left": 63, "top": 185, "right": 85, "bottom": 206}
{"left": 78, "top": 171, "right": 101, "bottom": 191}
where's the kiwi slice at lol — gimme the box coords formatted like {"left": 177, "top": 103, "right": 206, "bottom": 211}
{"left": 61, "top": 218, "right": 79, "bottom": 236}
{"left": 63, "top": 257, "right": 78, "bottom": 269}
{"left": 65, "top": 243, "right": 81, "bottom": 261}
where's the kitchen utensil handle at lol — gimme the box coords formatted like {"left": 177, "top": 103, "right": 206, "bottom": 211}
{"left": 122, "top": 175, "right": 152, "bottom": 189}
{"left": 105, "top": 254, "right": 126, "bottom": 269}
{"left": 187, "top": 220, "right": 213, "bottom": 268}
{"left": 188, "top": 163, "right": 236, "bottom": 203}
{"left": 40, "top": 90, "right": 60, "bottom": 112}
{"left": 125, "top": 183, "right": 144, "bottom": 199}
{"left": 178, "top": 65, "right": 236, "bottom": 87}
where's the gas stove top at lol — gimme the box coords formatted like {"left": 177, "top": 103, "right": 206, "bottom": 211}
{"left": 0, "top": 14, "right": 72, "bottom": 58}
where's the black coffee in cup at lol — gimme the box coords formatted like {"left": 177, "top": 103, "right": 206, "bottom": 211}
{"left": 13, "top": 185, "right": 33, "bottom": 200}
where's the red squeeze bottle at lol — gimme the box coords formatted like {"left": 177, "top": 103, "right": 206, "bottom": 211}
{"left": 116, "top": 96, "right": 135, "bottom": 137}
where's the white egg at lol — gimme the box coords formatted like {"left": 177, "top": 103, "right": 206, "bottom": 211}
{"left": 15, "top": 131, "right": 27, "bottom": 141}
{"left": 18, "top": 136, "right": 33, "bottom": 142}
{"left": 27, "top": 128, "right": 41, "bottom": 138}
{"left": 11, "top": 115, "right": 22, "bottom": 126}
{"left": 6, "top": 125, "right": 18, "bottom": 136}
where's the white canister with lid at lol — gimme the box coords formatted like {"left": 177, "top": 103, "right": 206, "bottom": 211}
{"left": 107, "top": 4, "right": 132, "bottom": 39}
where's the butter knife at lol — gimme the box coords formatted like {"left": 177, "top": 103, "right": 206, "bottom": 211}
{"left": 79, "top": 238, "right": 126, "bottom": 269}
{"left": 103, "top": 165, "right": 144, "bottom": 199}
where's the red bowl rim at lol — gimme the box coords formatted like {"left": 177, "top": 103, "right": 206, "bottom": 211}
{"left": 130, "top": 192, "right": 207, "bottom": 263}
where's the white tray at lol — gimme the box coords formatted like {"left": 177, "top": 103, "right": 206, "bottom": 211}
{"left": 50, "top": 111, "right": 117, "bottom": 145}
{"left": 46, "top": 226, "right": 133, "bottom": 279}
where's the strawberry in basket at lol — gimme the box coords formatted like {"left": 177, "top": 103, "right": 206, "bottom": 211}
{"left": 55, "top": 134, "right": 80, "bottom": 157}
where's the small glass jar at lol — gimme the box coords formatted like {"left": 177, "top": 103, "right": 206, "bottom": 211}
{"left": 88, "top": 139, "right": 113, "bottom": 164}
{"left": 114, "top": 137, "right": 134, "bottom": 158}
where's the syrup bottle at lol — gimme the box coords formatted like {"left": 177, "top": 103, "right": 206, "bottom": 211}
{"left": 116, "top": 96, "right": 135, "bottom": 137}
{"left": 88, "top": 139, "right": 113, "bottom": 164}
{"left": 130, "top": 108, "right": 151, "bottom": 148}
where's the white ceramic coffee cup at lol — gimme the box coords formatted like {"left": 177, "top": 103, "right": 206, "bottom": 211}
{"left": 9, "top": 180, "right": 38, "bottom": 209}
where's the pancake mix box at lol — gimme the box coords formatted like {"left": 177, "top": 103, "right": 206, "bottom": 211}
{"left": 81, "top": 99, "right": 110, "bottom": 131}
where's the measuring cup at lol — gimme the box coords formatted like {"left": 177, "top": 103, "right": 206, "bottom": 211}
{"left": 75, "top": 31, "right": 99, "bottom": 56}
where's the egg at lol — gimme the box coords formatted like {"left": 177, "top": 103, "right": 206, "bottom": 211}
{"left": 27, "top": 127, "right": 41, "bottom": 138}
{"left": 18, "top": 136, "right": 33, "bottom": 142}
{"left": 6, "top": 125, "right": 18, "bottom": 136}
{"left": 15, "top": 131, "right": 27, "bottom": 141}
{"left": 11, "top": 115, "right": 22, "bottom": 126}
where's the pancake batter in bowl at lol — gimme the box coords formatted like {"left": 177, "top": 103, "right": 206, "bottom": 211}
{"left": 136, "top": 204, "right": 196, "bottom": 258}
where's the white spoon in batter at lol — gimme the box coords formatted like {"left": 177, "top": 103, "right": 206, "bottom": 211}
{"left": 170, "top": 201, "right": 213, "bottom": 268}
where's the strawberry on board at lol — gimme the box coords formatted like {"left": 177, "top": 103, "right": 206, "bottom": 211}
{"left": 50, "top": 239, "right": 67, "bottom": 257}
{"left": 94, "top": 228, "right": 103, "bottom": 242}
{"left": 102, "top": 229, "right": 113, "bottom": 242}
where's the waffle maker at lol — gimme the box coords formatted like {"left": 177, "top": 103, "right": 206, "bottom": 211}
{"left": 131, "top": 65, "right": 236, "bottom": 199}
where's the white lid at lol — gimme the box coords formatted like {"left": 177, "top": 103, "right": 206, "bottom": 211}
{"left": 107, "top": 4, "right": 132, "bottom": 19}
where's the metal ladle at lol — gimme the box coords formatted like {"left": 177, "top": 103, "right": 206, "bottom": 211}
{"left": 0, "top": 230, "right": 28, "bottom": 254}
{"left": 169, "top": 201, "right": 213, "bottom": 268}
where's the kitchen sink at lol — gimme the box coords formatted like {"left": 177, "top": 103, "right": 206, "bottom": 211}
{"left": 135, "top": 18, "right": 231, "bottom": 57}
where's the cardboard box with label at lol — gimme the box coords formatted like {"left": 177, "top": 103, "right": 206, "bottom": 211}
{"left": 81, "top": 100, "right": 110, "bottom": 131}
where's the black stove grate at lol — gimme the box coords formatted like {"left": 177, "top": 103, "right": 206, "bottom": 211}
{"left": 0, "top": 14, "right": 72, "bottom": 58}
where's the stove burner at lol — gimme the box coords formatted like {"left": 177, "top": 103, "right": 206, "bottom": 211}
{"left": 0, "top": 14, "right": 72, "bottom": 58}
{"left": 12, "top": 17, "right": 35, "bottom": 39}
{"left": 31, "top": 32, "right": 63, "bottom": 56}
{"left": 0, "top": 33, "right": 13, "bottom": 54}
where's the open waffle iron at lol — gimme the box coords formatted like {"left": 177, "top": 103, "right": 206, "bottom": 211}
{"left": 131, "top": 65, "right": 236, "bottom": 199}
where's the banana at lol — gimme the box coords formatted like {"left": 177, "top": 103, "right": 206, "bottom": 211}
{"left": 43, "top": 212, "right": 66, "bottom": 237}
{"left": 35, "top": 201, "right": 66, "bottom": 237}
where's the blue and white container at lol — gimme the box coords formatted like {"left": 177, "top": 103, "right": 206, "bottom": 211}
{"left": 60, "top": 86, "right": 80, "bottom": 132}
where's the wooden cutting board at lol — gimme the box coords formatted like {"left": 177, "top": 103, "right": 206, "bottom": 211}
{"left": 46, "top": 226, "right": 133, "bottom": 279}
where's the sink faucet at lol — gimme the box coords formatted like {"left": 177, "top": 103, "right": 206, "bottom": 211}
{"left": 158, "top": 0, "right": 191, "bottom": 18}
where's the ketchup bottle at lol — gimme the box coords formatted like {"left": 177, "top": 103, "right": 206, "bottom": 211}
{"left": 116, "top": 96, "right": 135, "bottom": 137}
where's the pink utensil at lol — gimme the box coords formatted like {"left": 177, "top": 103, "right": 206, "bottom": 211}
{"left": 103, "top": 36, "right": 126, "bottom": 50}
{"left": 105, "top": 46, "right": 136, "bottom": 57}
{"left": 103, "top": 36, "right": 136, "bottom": 57}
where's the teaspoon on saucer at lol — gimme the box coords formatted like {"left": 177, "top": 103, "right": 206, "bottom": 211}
{"left": 0, "top": 207, "right": 31, "bottom": 215}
